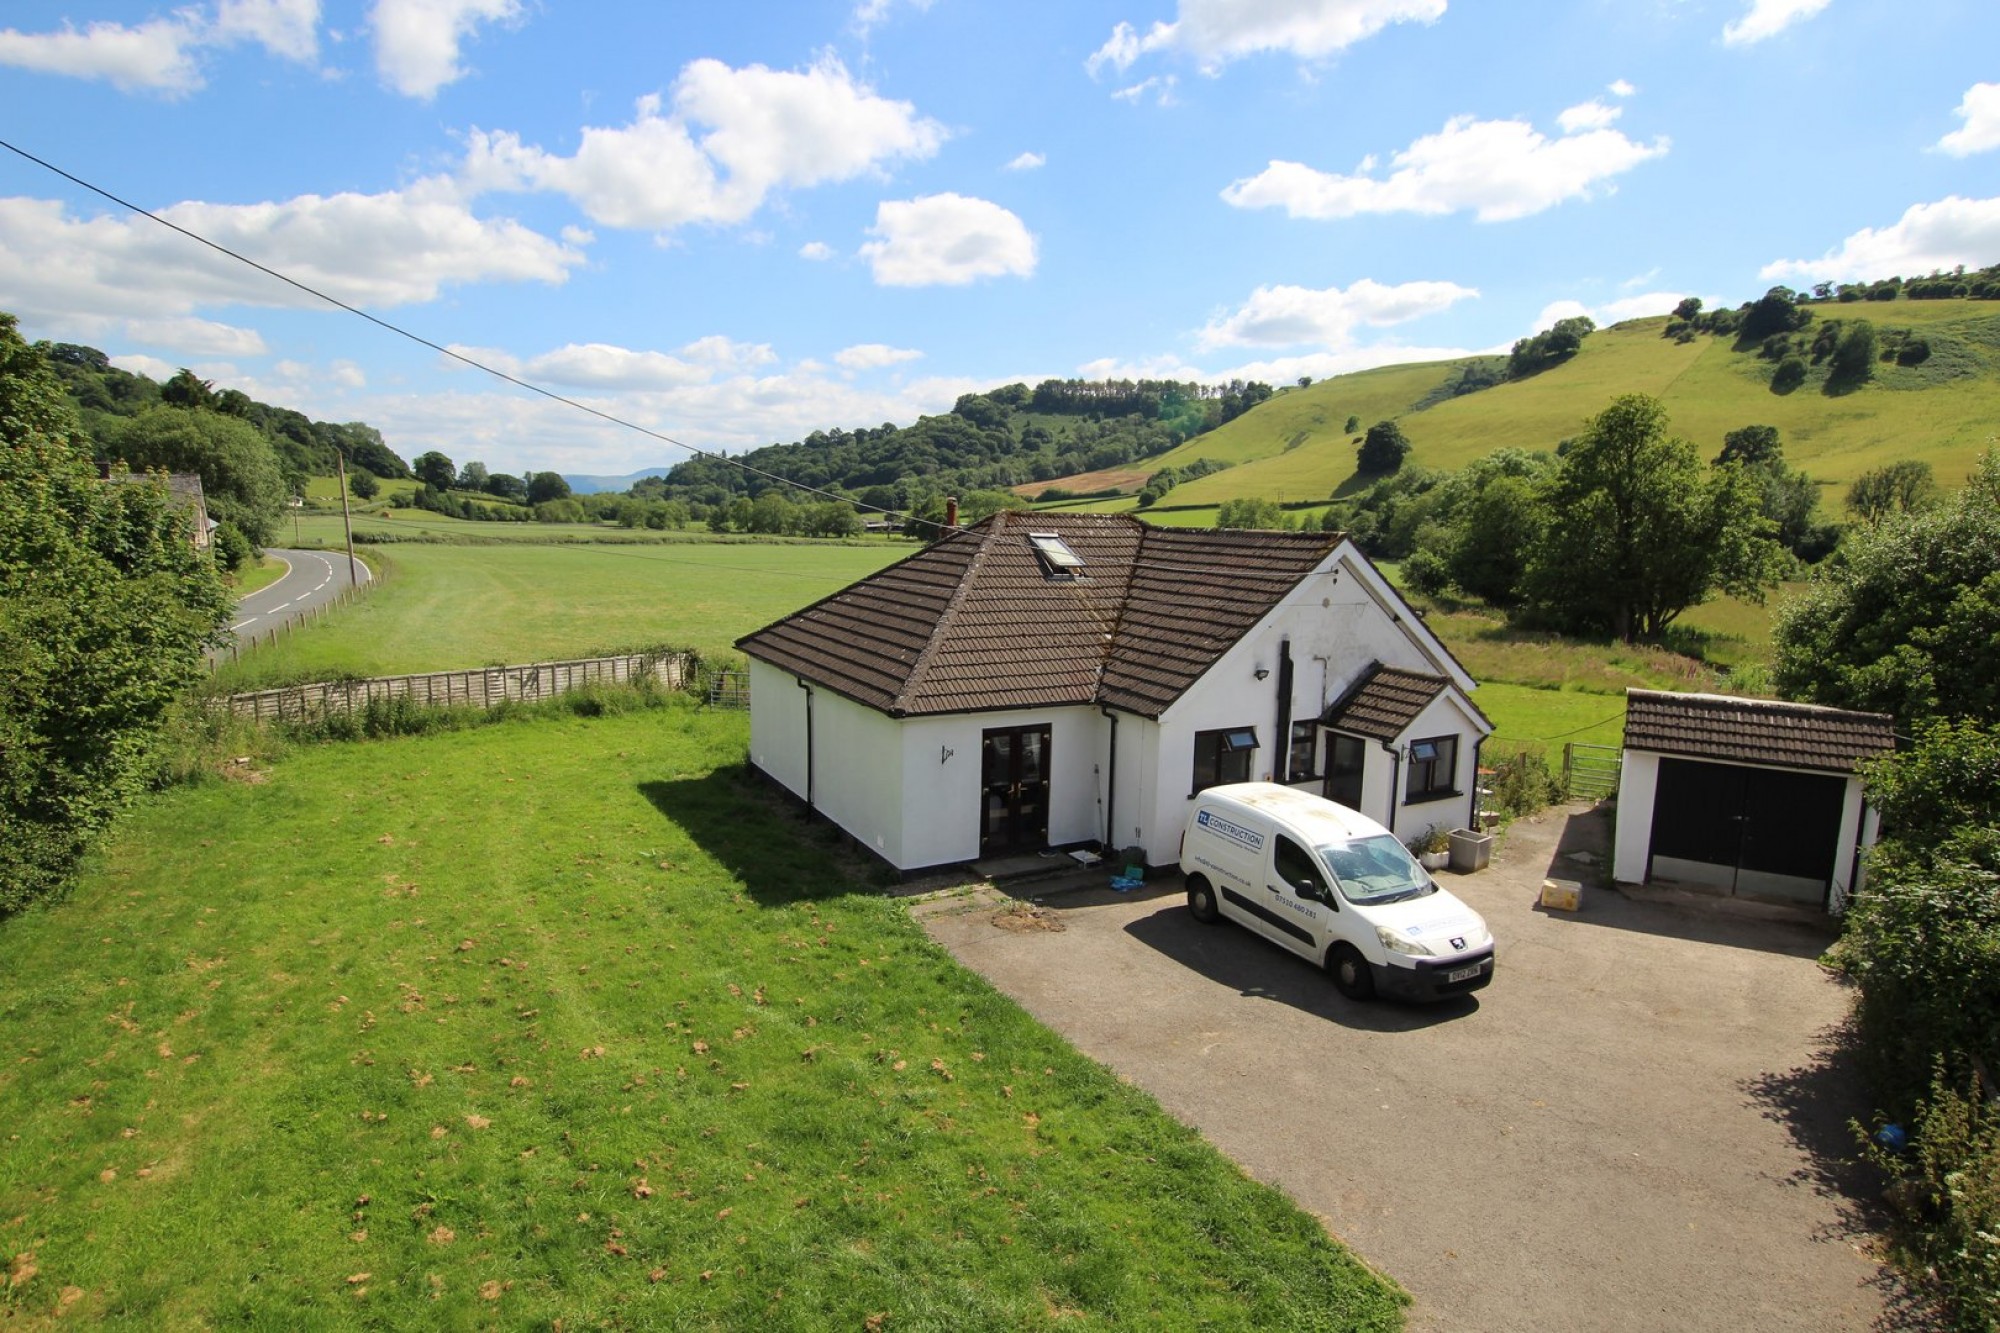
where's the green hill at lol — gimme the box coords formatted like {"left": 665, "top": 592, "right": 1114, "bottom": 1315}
{"left": 1126, "top": 296, "right": 2000, "bottom": 513}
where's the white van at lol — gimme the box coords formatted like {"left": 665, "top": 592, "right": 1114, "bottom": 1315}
{"left": 1178, "top": 782, "right": 1494, "bottom": 1002}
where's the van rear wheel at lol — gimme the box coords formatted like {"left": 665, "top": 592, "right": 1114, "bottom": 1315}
{"left": 1328, "top": 944, "right": 1375, "bottom": 1001}
{"left": 1185, "top": 874, "right": 1220, "bottom": 924}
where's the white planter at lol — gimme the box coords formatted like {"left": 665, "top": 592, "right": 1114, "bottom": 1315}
{"left": 1419, "top": 850, "right": 1450, "bottom": 871}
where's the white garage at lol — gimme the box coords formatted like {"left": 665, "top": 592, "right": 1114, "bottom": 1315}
{"left": 1612, "top": 689, "right": 1895, "bottom": 912}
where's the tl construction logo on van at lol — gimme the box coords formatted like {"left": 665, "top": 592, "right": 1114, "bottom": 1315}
{"left": 1196, "top": 809, "right": 1264, "bottom": 853}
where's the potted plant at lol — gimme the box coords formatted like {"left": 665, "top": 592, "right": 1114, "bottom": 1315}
{"left": 1410, "top": 825, "right": 1451, "bottom": 871}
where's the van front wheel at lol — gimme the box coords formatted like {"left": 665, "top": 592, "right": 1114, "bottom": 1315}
{"left": 1185, "top": 875, "right": 1220, "bottom": 924}
{"left": 1328, "top": 944, "right": 1376, "bottom": 1001}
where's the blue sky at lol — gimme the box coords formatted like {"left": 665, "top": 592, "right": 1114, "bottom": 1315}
{"left": 2, "top": 0, "right": 1996, "bottom": 475}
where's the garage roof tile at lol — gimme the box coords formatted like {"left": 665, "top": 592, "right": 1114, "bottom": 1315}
{"left": 1623, "top": 689, "right": 1895, "bottom": 773}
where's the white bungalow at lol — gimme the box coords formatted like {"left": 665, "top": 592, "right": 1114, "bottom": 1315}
{"left": 737, "top": 510, "right": 1493, "bottom": 873}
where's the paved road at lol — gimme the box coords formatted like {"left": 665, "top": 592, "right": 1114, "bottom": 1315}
{"left": 915, "top": 806, "right": 1893, "bottom": 1332}
{"left": 229, "top": 547, "right": 370, "bottom": 642}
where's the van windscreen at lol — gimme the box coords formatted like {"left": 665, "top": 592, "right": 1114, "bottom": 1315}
{"left": 1318, "top": 835, "right": 1434, "bottom": 904}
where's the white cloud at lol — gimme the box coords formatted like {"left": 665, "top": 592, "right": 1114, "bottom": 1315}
{"left": 108, "top": 352, "right": 181, "bottom": 382}
{"left": 216, "top": 0, "right": 320, "bottom": 62}
{"left": 1761, "top": 195, "right": 2000, "bottom": 283}
{"left": 0, "top": 186, "right": 584, "bottom": 338}
{"left": 1556, "top": 99, "right": 1620, "bottom": 133}
{"left": 0, "top": 15, "right": 207, "bottom": 94}
{"left": 1089, "top": 0, "right": 1445, "bottom": 78}
{"left": 464, "top": 56, "right": 946, "bottom": 231}
{"left": 1938, "top": 82, "right": 2000, "bottom": 157}
{"left": 860, "top": 194, "right": 1037, "bottom": 287}
{"left": 852, "top": 0, "right": 934, "bottom": 34}
{"left": 1198, "top": 278, "right": 1478, "bottom": 350}
{"left": 1608, "top": 78, "right": 1636, "bottom": 97}
{"left": 368, "top": 0, "right": 521, "bottom": 100}
{"left": 349, "top": 361, "right": 989, "bottom": 474}
{"left": 836, "top": 343, "right": 924, "bottom": 370}
{"left": 1078, "top": 341, "right": 1482, "bottom": 385}
{"left": 1005, "top": 151, "right": 1046, "bottom": 171}
{"left": 123, "top": 316, "right": 271, "bottom": 357}
{"left": 1528, "top": 291, "right": 1687, "bottom": 333}
{"left": 1222, "top": 109, "right": 1667, "bottom": 223}
{"left": 1721, "top": 0, "right": 1830, "bottom": 47}
{"left": 0, "top": 1, "right": 320, "bottom": 94}
{"left": 799, "top": 241, "right": 835, "bottom": 261}
{"left": 1111, "top": 75, "right": 1177, "bottom": 106}
{"left": 677, "top": 335, "right": 777, "bottom": 372}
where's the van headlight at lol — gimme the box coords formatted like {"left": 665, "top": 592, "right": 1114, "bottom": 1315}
{"left": 1376, "top": 926, "right": 1434, "bottom": 958}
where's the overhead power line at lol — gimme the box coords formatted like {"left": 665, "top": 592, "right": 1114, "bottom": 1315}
{"left": 0, "top": 136, "right": 913, "bottom": 522}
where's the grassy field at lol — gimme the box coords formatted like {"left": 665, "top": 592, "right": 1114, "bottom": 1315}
{"left": 229, "top": 554, "right": 289, "bottom": 598}
{"left": 1054, "top": 298, "right": 2000, "bottom": 513}
{"left": 214, "top": 540, "right": 910, "bottom": 687}
{"left": 0, "top": 703, "right": 1404, "bottom": 1327}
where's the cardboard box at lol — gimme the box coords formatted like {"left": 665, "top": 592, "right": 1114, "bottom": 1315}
{"left": 1540, "top": 879, "right": 1582, "bottom": 912}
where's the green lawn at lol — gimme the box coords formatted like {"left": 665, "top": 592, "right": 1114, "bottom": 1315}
{"left": 1474, "top": 682, "right": 1628, "bottom": 750}
{"left": 213, "top": 540, "right": 910, "bottom": 687}
{"left": 0, "top": 705, "right": 1406, "bottom": 1328}
{"left": 229, "top": 553, "right": 289, "bottom": 598}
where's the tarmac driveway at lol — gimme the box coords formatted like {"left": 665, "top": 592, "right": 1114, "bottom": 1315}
{"left": 912, "top": 806, "right": 1892, "bottom": 1332}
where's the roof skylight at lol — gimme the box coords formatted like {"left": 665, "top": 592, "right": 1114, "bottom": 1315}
{"left": 1028, "top": 532, "right": 1085, "bottom": 578}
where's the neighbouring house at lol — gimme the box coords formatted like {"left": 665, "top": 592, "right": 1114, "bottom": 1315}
{"left": 101, "top": 466, "right": 217, "bottom": 552}
{"left": 1612, "top": 689, "right": 1895, "bottom": 911}
{"left": 737, "top": 510, "right": 1493, "bottom": 873}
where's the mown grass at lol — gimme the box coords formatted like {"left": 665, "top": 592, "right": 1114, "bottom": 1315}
{"left": 212, "top": 540, "right": 910, "bottom": 688}
{"left": 0, "top": 703, "right": 1406, "bottom": 1329}
{"left": 229, "top": 554, "right": 289, "bottom": 598}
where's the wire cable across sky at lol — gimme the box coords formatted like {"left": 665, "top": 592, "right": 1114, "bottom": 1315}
{"left": 0, "top": 136, "right": 916, "bottom": 523}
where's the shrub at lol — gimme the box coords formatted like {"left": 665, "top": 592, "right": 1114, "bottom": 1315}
{"left": 1771, "top": 356, "right": 1807, "bottom": 392}
{"left": 1871, "top": 1071, "right": 2000, "bottom": 1331}
{"left": 212, "top": 520, "right": 255, "bottom": 572}
{"left": 1487, "top": 748, "right": 1563, "bottom": 817}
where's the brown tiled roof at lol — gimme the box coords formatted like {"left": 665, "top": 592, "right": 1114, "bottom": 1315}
{"left": 1623, "top": 689, "right": 1895, "bottom": 773}
{"left": 736, "top": 511, "right": 1341, "bottom": 718}
{"left": 1098, "top": 526, "right": 1342, "bottom": 715}
{"left": 1321, "top": 663, "right": 1450, "bottom": 741}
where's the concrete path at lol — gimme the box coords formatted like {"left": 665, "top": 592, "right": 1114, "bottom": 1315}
{"left": 914, "top": 805, "right": 1896, "bottom": 1332}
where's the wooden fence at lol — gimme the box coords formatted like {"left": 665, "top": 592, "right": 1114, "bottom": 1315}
{"left": 221, "top": 650, "right": 693, "bottom": 724}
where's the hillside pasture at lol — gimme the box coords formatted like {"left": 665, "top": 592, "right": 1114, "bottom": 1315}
{"left": 0, "top": 705, "right": 1404, "bottom": 1328}
{"left": 1034, "top": 299, "right": 2000, "bottom": 513}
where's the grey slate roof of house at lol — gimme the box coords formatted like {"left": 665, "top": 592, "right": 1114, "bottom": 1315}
{"left": 1321, "top": 663, "right": 1452, "bottom": 741}
{"left": 1623, "top": 689, "right": 1896, "bottom": 773}
{"left": 736, "top": 510, "right": 1344, "bottom": 719}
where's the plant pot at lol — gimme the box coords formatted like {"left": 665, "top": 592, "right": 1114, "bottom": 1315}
{"left": 1448, "top": 828, "right": 1493, "bottom": 873}
{"left": 1419, "top": 850, "right": 1450, "bottom": 871}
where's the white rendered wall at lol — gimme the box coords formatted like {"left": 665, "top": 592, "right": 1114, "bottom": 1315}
{"left": 1393, "top": 692, "right": 1484, "bottom": 840}
{"left": 747, "top": 660, "right": 810, "bottom": 798}
{"left": 895, "top": 708, "right": 1108, "bottom": 870}
{"left": 1612, "top": 750, "right": 1661, "bottom": 884}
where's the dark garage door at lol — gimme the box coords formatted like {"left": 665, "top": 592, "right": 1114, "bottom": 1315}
{"left": 1648, "top": 758, "right": 1846, "bottom": 897}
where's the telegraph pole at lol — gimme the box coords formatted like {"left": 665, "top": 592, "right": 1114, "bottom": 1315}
{"left": 335, "top": 452, "right": 359, "bottom": 587}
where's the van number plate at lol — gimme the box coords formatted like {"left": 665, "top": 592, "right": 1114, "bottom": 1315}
{"left": 1445, "top": 963, "right": 1483, "bottom": 984}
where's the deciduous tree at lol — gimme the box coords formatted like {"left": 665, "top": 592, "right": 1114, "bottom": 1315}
{"left": 0, "top": 314, "right": 229, "bottom": 913}
{"left": 1356, "top": 420, "right": 1411, "bottom": 475}
{"left": 1774, "top": 451, "right": 2000, "bottom": 725}
{"left": 1521, "top": 394, "right": 1783, "bottom": 642}
{"left": 110, "top": 405, "right": 287, "bottom": 546}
